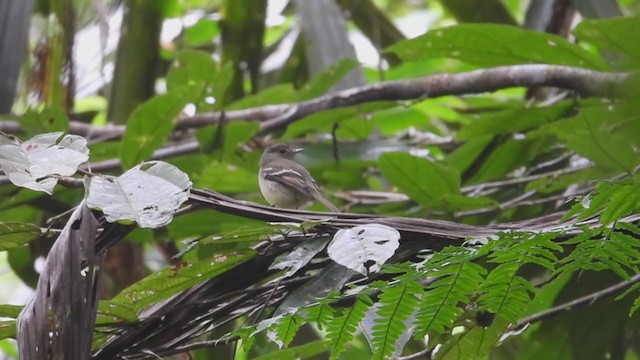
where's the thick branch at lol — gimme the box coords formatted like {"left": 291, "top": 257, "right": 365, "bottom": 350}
{"left": 1, "top": 65, "right": 633, "bottom": 138}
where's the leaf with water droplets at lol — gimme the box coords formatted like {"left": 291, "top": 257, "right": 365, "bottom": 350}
{"left": 0, "top": 132, "right": 89, "bottom": 194}
{"left": 327, "top": 224, "right": 401, "bottom": 276}
{"left": 111, "top": 250, "right": 255, "bottom": 311}
{"left": 86, "top": 161, "right": 192, "bottom": 228}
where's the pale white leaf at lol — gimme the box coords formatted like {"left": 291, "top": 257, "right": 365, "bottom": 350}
{"left": 327, "top": 224, "right": 400, "bottom": 275}
{"left": 0, "top": 132, "right": 89, "bottom": 194}
{"left": 86, "top": 161, "right": 191, "bottom": 228}
{"left": 269, "top": 237, "right": 329, "bottom": 277}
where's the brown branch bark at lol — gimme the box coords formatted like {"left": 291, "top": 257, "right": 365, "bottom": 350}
{"left": 510, "top": 273, "right": 640, "bottom": 331}
{"left": 1, "top": 65, "right": 634, "bottom": 139}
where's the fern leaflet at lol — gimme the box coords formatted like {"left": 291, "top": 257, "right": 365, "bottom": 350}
{"left": 415, "top": 261, "right": 486, "bottom": 337}
{"left": 478, "top": 262, "right": 535, "bottom": 321}
{"left": 371, "top": 281, "right": 422, "bottom": 360}
{"left": 326, "top": 295, "right": 372, "bottom": 359}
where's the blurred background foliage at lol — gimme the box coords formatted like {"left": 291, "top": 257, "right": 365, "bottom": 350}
{"left": 1, "top": 0, "right": 640, "bottom": 358}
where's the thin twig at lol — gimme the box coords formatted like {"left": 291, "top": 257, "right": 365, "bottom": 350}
{"left": 510, "top": 273, "right": 640, "bottom": 331}
{"left": 394, "top": 348, "right": 432, "bottom": 360}
{"left": 461, "top": 164, "right": 590, "bottom": 195}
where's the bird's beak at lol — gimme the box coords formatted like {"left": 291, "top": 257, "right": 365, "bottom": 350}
{"left": 292, "top": 148, "right": 304, "bottom": 153}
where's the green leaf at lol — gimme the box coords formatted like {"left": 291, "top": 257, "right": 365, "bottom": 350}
{"left": 478, "top": 263, "right": 534, "bottom": 321}
{"left": 378, "top": 152, "right": 460, "bottom": 206}
{"left": 271, "top": 314, "right": 303, "bottom": 348}
{"left": 297, "top": 59, "right": 359, "bottom": 100}
{"left": 436, "top": 323, "right": 507, "bottom": 360}
{"left": 0, "top": 222, "right": 42, "bottom": 251}
{"left": 97, "top": 301, "right": 138, "bottom": 324}
{"left": 111, "top": 249, "right": 255, "bottom": 311}
{"left": 386, "top": 24, "right": 608, "bottom": 70}
{"left": 371, "top": 282, "right": 422, "bottom": 360}
{"left": 227, "top": 84, "right": 296, "bottom": 110}
{"left": 467, "top": 138, "right": 538, "bottom": 183}
{"left": 458, "top": 103, "right": 574, "bottom": 140}
{"left": 19, "top": 107, "right": 69, "bottom": 137}
{"left": 228, "top": 59, "right": 359, "bottom": 110}
{"left": 574, "top": 15, "right": 640, "bottom": 67}
{"left": 549, "top": 105, "right": 638, "bottom": 174}
{"left": 184, "top": 18, "right": 219, "bottom": 46}
{"left": 0, "top": 321, "right": 16, "bottom": 340}
{"left": 554, "top": 228, "right": 640, "bottom": 280}
{"left": 0, "top": 305, "right": 23, "bottom": 318}
{"left": 166, "top": 50, "right": 218, "bottom": 91}
{"left": 327, "top": 295, "right": 372, "bottom": 359}
{"left": 282, "top": 102, "right": 394, "bottom": 139}
{"left": 194, "top": 160, "right": 258, "bottom": 193}
{"left": 121, "top": 86, "right": 200, "bottom": 168}
{"left": 447, "top": 136, "right": 493, "bottom": 174}
{"left": 252, "top": 340, "right": 331, "bottom": 360}
{"left": 416, "top": 261, "right": 486, "bottom": 336}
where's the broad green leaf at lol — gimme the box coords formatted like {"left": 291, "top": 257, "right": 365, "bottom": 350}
{"left": 227, "top": 59, "right": 359, "bottom": 110}
{"left": 166, "top": 50, "right": 218, "bottom": 91}
{"left": 121, "top": 86, "right": 200, "bottom": 169}
{"left": 184, "top": 18, "right": 219, "bottom": 46}
{"left": 467, "top": 138, "right": 538, "bottom": 183}
{"left": 167, "top": 211, "right": 264, "bottom": 241}
{"left": 378, "top": 152, "right": 460, "bottom": 206}
{"left": 112, "top": 249, "right": 255, "bottom": 311}
{"left": 19, "top": 107, "right": 69, "bottom": 137}
{"left": 0, "top": 222, "right": 42, "bottom": 251}
{"left": 96, "top": 301, "right": 138, "bottom": 324}
{"left": 283, "top": 102, "right": 395, "bottom": 139}
{"left": 227, "top": 84, "right": 296, "bottom": 110}
{"left": 458, "top": 103, "right": 574, "bottom": 140}
{"left": 297, "top": 59, "right": 360, "bottom": 99}
{"left": 195, "top": 160, "right": 257, "bottom": 193}
{"left": 447, "top": 135, "right": 493, "bottom": 174}
{"left": 386, "top": 24, "right": 608, "bottom": 70}
{"left": 550, "top": 106, "right": 638, "bottom": 173}
{"left": 574, "top": 15, "right": 640, "bottom": 67}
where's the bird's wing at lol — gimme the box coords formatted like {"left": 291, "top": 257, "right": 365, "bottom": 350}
{"left": 261, "top": 164, "right": 320, "bottom": 197}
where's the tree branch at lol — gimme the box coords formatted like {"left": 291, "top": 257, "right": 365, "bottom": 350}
{"left": 510, "top": 273, "right": 640, "bottom": 331}
{"left": 1, "top": 65, "right": 634, "bottom": 138}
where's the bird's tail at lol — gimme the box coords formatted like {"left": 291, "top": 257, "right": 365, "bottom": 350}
{"left": 315, "top": 194, "right": 340, "bottom": 212}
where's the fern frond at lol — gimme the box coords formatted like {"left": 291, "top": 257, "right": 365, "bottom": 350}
{"left": 486, "top": 232, "right": 561, "bottom": 270}
{"left": 302, "top": 303, "right": 336, "bottom": 331}
{"left": 565, "top": 176, "right": 640, "bottom": 224}
{"left": 371, "top": 281, "right": 422, "bottom": 360}
{"left": 555, "top": 228, "right": 640, "bottom": 280}
{"left": 270, "top": 314, "right": 303, "bottom": 348}
{"left": 415, "top": 261, "right": 486, "bottom": 337}
{"left": 327, "top": 295, "right": 372, "bottom": 359}
{"left": 478, "top": 263, "right": 535, "bottom": 321}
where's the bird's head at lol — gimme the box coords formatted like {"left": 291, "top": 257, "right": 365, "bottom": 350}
{"left": 262, "top": 143, "right": 303, "bottom": 160}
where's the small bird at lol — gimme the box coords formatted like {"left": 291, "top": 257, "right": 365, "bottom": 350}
{"left": 259, "top": 144, "right": 340, "bottom": 212}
